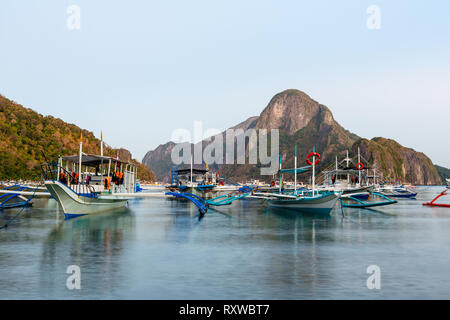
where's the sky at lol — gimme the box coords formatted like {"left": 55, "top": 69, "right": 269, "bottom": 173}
{"left": 0, "top": 0, "right": 449, "bottom": 167}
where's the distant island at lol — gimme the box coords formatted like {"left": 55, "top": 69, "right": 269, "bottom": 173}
{"left": 143, "top": 89, "right": 447, "bottom": 185}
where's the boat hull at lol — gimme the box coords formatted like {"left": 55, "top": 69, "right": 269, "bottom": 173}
{"left": 341, "top": 185, "right": 374, "bottom": 195}
{"left": 45, "top": 181, "right": 128, "bottom": 218}
{"left": 268, "top": 193, "right": 338, "bottom": 214}
{"left": 379, "top": 192, "right": 417, "bottom": 198}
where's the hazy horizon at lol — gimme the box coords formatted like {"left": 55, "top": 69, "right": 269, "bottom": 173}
{"left": 1, "top": 1, "right": 449, "bottom": 167}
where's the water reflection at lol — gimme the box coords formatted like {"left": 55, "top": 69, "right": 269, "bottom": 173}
{"left": 1, "top": 187, "right": 449, "bottom": 299}
{"left": 39, "top": 209, "right": 134, "bottom": 298}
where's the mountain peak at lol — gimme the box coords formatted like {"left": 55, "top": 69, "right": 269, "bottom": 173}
{"left": 141, "top": 89, "right": 440, "bottom": 184}
{"left": 255, "top": 89, "right": 334, "bottom": 135}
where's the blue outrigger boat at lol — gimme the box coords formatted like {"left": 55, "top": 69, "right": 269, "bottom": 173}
{"left": 165, "top": 188, "right": 254, "bottom": 218}
{"left": 377, "top": 185, "right": 417, "bottom": 198}
{"left": 166, "top": 162, "right": 216, "bottom": 194}
{"left": 0, "top": 185, "right": 36, "bottom": 209}
{"left": 252, "top": 146, "right": 339, "bottom": 215}
{"left": 339, "top": 192, "right": 397, "bottom": 208}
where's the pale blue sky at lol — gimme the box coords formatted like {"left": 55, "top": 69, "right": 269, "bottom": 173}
{"left": 1, "top": 1, "right": 449, "bottom": 167}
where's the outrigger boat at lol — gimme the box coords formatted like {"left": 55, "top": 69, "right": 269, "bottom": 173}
{"left": 423, "top": 179, "right": 450, "bottom": 208}
{"left": 166, "top": 156, "right": 218, "bottom": 193}
{"left": 41, "top": 135, "right": 138, "bottom": 219}
{"left": 0, "top": 185, "right": 35, "bottom": 209}
{"left": 316, "top": 149, "right": 398, "bottom": 209}
{"left": 252, "top": 146, "right": 339, "bottom": 215}
{"left": 376, "top": 185, "right": 417, "bottom": 198}
{"left": 339, "top": 192, "right": 397, "bottom": 208}
{"left": 0, "top": 184, "right": 51, "bottom": 209}
{"left": 166, "top": 168, "right": 216, "bottom": 193}
{"left": 319, "top": 149, "right": 377, "bottom": 200}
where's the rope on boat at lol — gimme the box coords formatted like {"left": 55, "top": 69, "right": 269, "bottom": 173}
{"left": 0, "top": 182, "right": 43, "bottom": 230}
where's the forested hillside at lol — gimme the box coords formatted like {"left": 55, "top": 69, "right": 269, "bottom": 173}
{"left": 0, "top": 94, "right": 155, "bottom": 181}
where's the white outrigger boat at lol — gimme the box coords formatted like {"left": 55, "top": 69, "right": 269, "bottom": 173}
{"left": 263, "top": 192, "right": 339, "bottom": 214}
{"left": 252, "top": 146, "right": 339, "bottom": 215}
{"left": 319, "top": 149, "right": 376, "bottom": 200}
{"left": 41, "top": 135, "right": 138, "bottom": 219}
{"left": 42, "top": 154, "right": 137, "bottom": 219}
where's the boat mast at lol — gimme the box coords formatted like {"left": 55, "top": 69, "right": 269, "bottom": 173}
{"left": 358, "top": 147, "right": 361, "bottom": 186}
{"left": 279, "top": 154, "right": 282, "bottom": 194}
{"left": 335, "top": 156, "right": 338, "bottom": 184}
{"left": 190, "top": 153, "right": 193, "bottom": 186}
{"left": 312, "top": 146, "right": 316, "bottom": 197}
{"left": 79, "top": 133, "right": 83, "bottom": 185}
{"left": 374, "top": 162, "right": 376, "bottom": 185}
{"left": 100, "top": 131, "right": 103, "bottom": 157}
{"left": 346, "top": 150, "right": 350, "bottom": 184}
{"left": 366, "top": 163, "right": 369, "bottom": 186}
{"left": 58, "top": 157, "right": 62, "bottom": 181}
{"left": 100, "top": 131, "right": 104, "bottom": 186}
{"left": 107, "top": 159, "right": 111, "bottom": 179}
{"left": 294, "top": 145, "right": 297, "bottom": 195}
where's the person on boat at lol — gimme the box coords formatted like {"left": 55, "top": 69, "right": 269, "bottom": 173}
{"left": 331, "top": 175, "right": 336, "bottom": 184}
{"left": 70, "top": 172, "right": 77, "bottom": 185}
{"left": 112, "top": 171, "right": 117, "bottom": 184}
{"left": 104, "top": 177, "right": 110, "bottom": 190}
{"left": 59, "top": 171, "right": 67, "bottom": 184}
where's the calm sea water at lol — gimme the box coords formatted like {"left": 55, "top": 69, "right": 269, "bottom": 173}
{"left": 1, "top": 186, "right": 450, "bottom": 299}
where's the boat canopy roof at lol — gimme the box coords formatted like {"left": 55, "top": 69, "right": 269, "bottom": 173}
{"left": 176, "top": 168, "right": 208, "bottom": 176}
{"left": 62, "top": 154, "right": 134, "bottom": 167}
{"left": 280, "top": 166, "right": 311, "bottom": 174}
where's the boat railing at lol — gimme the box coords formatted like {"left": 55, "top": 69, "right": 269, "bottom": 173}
{"left": 41, "top": 162, "right": 98, "bottom": 198}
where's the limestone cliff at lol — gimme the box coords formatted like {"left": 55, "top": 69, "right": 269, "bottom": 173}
{"left": 353, "top": 138, "right": 441, "bottom": 185}
{"left": 143, "top": 89, "right": 441, "bottom": 185}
